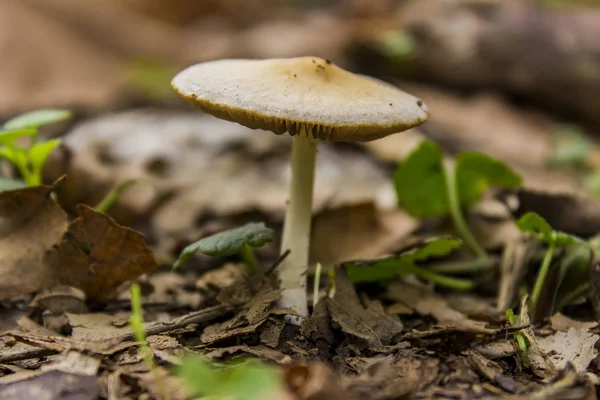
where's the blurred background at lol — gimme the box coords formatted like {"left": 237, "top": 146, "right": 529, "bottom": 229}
{"left": 2, "top": 0, "right": 600, "bottom": 265}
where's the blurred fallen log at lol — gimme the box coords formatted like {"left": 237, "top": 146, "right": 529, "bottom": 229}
{"left": 351, "top": 0, "right": 600, "bottom": 128}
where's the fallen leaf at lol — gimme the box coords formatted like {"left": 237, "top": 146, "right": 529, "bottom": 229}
{"left": 386, "top": 281, "right": 466, "bottom": 323}
{"left": 550, "top": 313, "right": 598, "bottom": 332}
{"left": 0, "top": 369, "right": 99, "bottom": 400}
{"left": 0, "top": 180, "right": 68, "bottom": 300}
{"left": 41, "top": 350, "right": 101, "bottom": 376}
{"left": 55, "top": 204, "right": 158, "bottom": 300}
{"left": 538, "top": 328, "right": 599, "bottom": 373}
{"left": 326, "top": 268, "right": 403, "bottom": 350}
{"left": 310, "top": 202, "right": 417, "bottom": 267}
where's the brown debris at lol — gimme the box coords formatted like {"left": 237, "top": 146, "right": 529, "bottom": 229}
{"left": 0, "top": 369, "right": 99, "bottom": 400}
{"left": 0, "top": 180, "right": 68, "bottom": 301}
{"left": 326, "top": 268, "right": 403, "bottom": 351}
{"left": 54, "top": 204, "right": 158, "bottom": 300}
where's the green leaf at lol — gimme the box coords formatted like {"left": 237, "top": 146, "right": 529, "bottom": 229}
{"left": 174, "top": 222, "right": 274, "bottom": 269}
{"left": 346, "top": 236, "right": 462, "bottom": 283}
{"left": 394, "top": 141, "right": 449, "bottom": 217}
{"left": 0, "top": 128, "right": 37, "bottom": 146}
{"left": 548, "top": 125, "right": 591, "bottom": 168}
{"left": 28, "top": 139, "right": 61, "bottom": 170}
{"left": 177, "top": 356, "right": 281, "bottom": 400}
{"left": 0, "top": 178, "right": 26, "bottom": 191}
{"left": 4, "top": 109, "right": 71, "bottom": 130}
{"left": 516, "top": 212, "right": 583, "bottom": 245}
{"left": 456, "top": 152, "right": 522, "bottom": 206}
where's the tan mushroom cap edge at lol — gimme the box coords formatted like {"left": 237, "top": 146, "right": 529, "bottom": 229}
{"left": 171, "top": 57, "right": 429, "bottom": 142}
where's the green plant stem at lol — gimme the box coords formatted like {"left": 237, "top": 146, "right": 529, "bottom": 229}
{"left": 406, "top": 264, "right": 474, "bottom": 291}
{"left": 96, "top": 179, "right": 137, "bottom": 213}
{"left": 426, "top": 257, "right": 496, "bottom": 274}
{"left": 129, "top": 283, "right": 170, "bottom": 400}
{"left": 530, "top": 241, "right": 556, "bottom": 314}
{"left": 240, "top": 244, "right": 258, "bottom": 276}
{"left": 443, "top": 161, "right": 487, "bottom": 260}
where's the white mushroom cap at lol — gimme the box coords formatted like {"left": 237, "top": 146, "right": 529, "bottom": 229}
{"left": 171, "top": 57, "right": 429, "bottom": 142}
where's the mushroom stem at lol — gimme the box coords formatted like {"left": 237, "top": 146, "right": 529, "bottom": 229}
{"left": 279, "top": 130, "right": 317, "bottom": 323}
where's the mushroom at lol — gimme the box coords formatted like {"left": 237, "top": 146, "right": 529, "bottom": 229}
{"left": 171, "top": 57, "right": 429, "bottom": 322}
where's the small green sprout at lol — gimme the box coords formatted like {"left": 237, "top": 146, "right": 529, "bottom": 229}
{"left": 506, "top": 309, "right": 530, "bottom": 367}
{"left": 548, "top": 125, "right": 591, "bottom": 169}
{"left": 129, "top": 283, "right": 155, "bottom": 371}
{"left": 129, "top": 283, "right": 169, "bottom": 399}
{"left": 0, "top": 109, "right": 71, "bottom": 187}
{"left": 345, "top": 236, "right": 473, "bottom": 291}
{"left": 173, "top": 222, "right": 274, "bottom": 274}
{"left": 515, "top": 212, "right": 585, "bottom": 315}
{"left": 177, "top": 356, "right": 281, "bottom": 400}
{"left": 394, "top": 141, "right": 522, "bottom": 262}
{"left": 95, "top": 179, "right": 138, "bottom": 213}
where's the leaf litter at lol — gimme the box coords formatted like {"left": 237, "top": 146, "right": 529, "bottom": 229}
{"left": 5, "top": 2, "right": 600, "bottom": 399}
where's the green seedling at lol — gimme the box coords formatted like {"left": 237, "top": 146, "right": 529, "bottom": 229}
{"left": 173, "top": 222, "right": 274, "bottom": 275}
{"left": 394, "top": 141, "right": 522, "bottom": 261}
{"left": 129, "top": 283, "right": 169, "bottom": 400}
{"left": 378, "top": 30, "right": 415, "bottom": 62}
{"left": 177, "top": 356, "right": 281, "bottom": 400}
{"left": 548, "top": 125, "right": 591, "bottom": 169}
{"left": 506, "top": 309, "right": 530, "bottom": 368}
{"left": 95, "top": 179, "right": 138, "bottom": 213}
{"left": 345, "top": 236, "right": 473, "bottom": 291}
{"left": 0, "top": 109, "right": 71, "bottom": 187}
{"left": 515, "top": 212, "right": 585, "bottom": 316}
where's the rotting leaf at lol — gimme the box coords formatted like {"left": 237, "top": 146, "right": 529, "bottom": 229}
{"left": 326, "top": 268, "right": 403, "bottom": 350}
{"left": 55, "top": 204, "right": 158, "bottom": 300}
{"left": 0, "top": 179, "right": 68, "bottom": 300}
{"left": 344, "top": 236, "right": 462, "bottom": 284}
{"left": 174, "top": 222, "right": 274, "bottom": 270}
{"left": 537, "top": 327, "right": 598, "bottom": 373}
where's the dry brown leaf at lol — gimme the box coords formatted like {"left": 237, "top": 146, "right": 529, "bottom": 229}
{"left": 386, "top": 281, "right": 466, "bottom": 323}
{"left": 55, "top": 204, "right": 158, "bottom": 300}
{"left": 327, "top": 268, "right": 403, "bottom": 350}
{"left": 538, "top": 328, "right": 599, "bottom": 373}
{"left": 0, "top": 181, "right": 68, "bottom": 300}
{"left": 310, "top": 202, "right": 417, "bottom": 266}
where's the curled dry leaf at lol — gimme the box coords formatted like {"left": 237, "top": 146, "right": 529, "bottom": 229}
{"left": 0, "top": 179, "right": 68, "bottom": 300}
{"left": 55, "top": 204, "right": 158, "bottom": 300}
{"left": 537, "top": 328, "right": 599, "bottom": 373}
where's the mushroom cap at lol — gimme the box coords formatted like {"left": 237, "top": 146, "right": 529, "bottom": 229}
{"left": 171, "top": 57, "right": 429, "bottom": 142}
